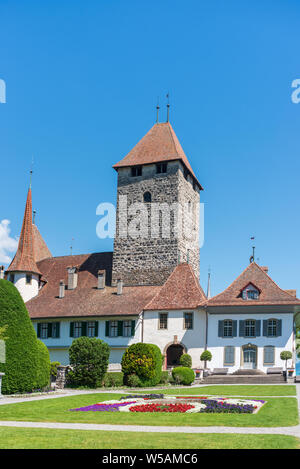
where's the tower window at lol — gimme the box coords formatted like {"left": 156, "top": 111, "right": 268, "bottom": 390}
{"left": 159, "top": 313, "right": 168, "bottom": 330}
{"left": 184, "top": 168, "right": 189, "bottom": 180}
{"left": 26, "top": 274, "right": 32, "bottom": 285}
{"left": 156, "top": 163, "right": 167, "bottom": 174}
{"left": 131, "top": 166, "right": 142, "bottom": 177}
{"left": 143, "top": 192, "right": 152, "bottom": 203}
{"left": 9, "top": 274, "right": 15, "bottom": 283}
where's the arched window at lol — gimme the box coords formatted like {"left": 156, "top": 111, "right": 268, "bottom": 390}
{"left": 143, "top": 192, "right": 151, "bottom": 203}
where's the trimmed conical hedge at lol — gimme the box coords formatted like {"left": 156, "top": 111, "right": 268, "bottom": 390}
{"left": 0, "top": 279, "right": 49, "bottom": 394}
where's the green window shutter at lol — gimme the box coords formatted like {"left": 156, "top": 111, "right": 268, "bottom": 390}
{"left": 81, "top": 322, "right": 87, "bottom": 337}
{"left": 55, "top": 322, "right": 60, "bottom": 338}
{"left": 118, "top": 321, "right": 123, "bottom": 337}
{"left": 277, "top": 319, "right": 282, "bottom": 337}
{"left": 239, "top": 320, "right": 245, "bottom": 337}
{"left": 70, "top": 322, "right": 74, "bottom": 338}
{"left": 224, "top": 346, "right": 235, "bottom": 365}
{"left": 263, "top": 320, "right": 268, "bottom": 337}
{"left": 232, "top": 320, "right": 237, "bottom": 337}
{"left": 131, "top": 320, "right": 136, "bottom": 337}
{"left": 95, "top": 321, "right": 99, "bottom": 337}
{"left": 105, "top": 321, "right": 110, "bottom": 337}
{"left": 218, "top": 320, "right": 224, "bottom": 337}
{"left": 264, "top": 346, "right": 275, "bottom": 364}
{"left": 47, "top": 323, "right": 52, "bottom": 339}
{"left": 255, "top": 320, "right": 261, "bottom": 337}
{"left": 37, "top": 323, "right": 41, "bottom": 338}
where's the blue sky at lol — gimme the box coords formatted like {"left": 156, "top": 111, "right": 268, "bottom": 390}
{"left": 1, "top": 0, "right": 300, "bottom": 296}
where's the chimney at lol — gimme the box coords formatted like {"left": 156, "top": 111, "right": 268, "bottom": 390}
{"left": 97, "top": 270, "right": 106, "bottom": 289}
{"left": 0, "top": 266, "right": 4, "bottom": 279}
{"left": 67, "top": 267, "right": 78, "bottom": 290}
{"left": 117, "top": 279, "right": 123, "bottom": 295}
{"left": 59, "top": 280, "right": 65, "bottom": 298}
{"left": 261, "top": 266, "right": 269, "bottom": 274}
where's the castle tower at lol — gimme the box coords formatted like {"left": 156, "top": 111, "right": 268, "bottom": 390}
{"left": 6, "top": 187, "right": 51, "bottom": 302}
{"left": 112, "top": 121, "right": 203, "bottom": 286}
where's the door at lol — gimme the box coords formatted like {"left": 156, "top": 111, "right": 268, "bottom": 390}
{"left": 243, "top": 348, "right": 256, "bottom": 369}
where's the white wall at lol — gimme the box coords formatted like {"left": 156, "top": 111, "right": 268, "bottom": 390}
{"left": 143, "top": 309, "right": 206, "bottom": 368}
{"left": 13, "top": 273, "right": 39, "bottom": 303}
{"left": 207, "top": 313, "right": 294, "bottom": 372}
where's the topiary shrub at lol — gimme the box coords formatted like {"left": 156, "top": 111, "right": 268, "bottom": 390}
{"left": 35, "top": 340, "right": 51, "bottom": 390}
{"left": 280, "top": 351, "right": 293, "bottom": 370}
{"left": 172, "top": 366, "right": 195, "bottom": 386}
{"left": 179, "top": 353, "right": 192, "bottom": 368}
{"left": 67, "top": 336, "right": 110, "bottom": 388}
{"left": 200, "top": 350, "right": 212, "bottom": 368}
{"left": 103, "top": 372, "right": 124, "bottom": 387}
{"left": 121, "top": 343, "right": 163, "bottom": 387}
{"left": 0, "top": 280, "right": 41, "bottom": 394}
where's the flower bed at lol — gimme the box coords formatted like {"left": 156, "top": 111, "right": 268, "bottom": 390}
{"left": 69, "top": 396, "right": 265, "bottom": 414}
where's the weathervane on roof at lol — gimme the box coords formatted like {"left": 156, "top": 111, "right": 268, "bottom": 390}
{"left": 156, "top": 97, "right": 160, "bottom": 123}
{"left": 250, "top": 236, "right": 255, "bottom": 263}
{"left": 70, "top": 238, "right": 74, "bottom": 256}
{"left": 33, "top": 209, "right": 37, "bottom": 225}
{"left": 29, "top": 156, "right": 34, "bottom": 189}
{"left": 166, "top": 92, "right": 170, "bottom": 122}
{"left": 207, "top": 267, "right": 211, "bottom": 299}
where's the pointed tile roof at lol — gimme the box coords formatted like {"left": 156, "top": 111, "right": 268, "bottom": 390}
{"left": 207, "top": 262, "right": 300, "bottom": 307}
{"left": 7, "top": 188, "right": 42, "bottom": 276}
{"left": 144, "top": 263, "right": 206, "bottom": 310}
{"left": 33, "top": 224, "right": 52, "bottom": 262}
{"left": 113, "top": 122, "right": 203, "bottom": 188}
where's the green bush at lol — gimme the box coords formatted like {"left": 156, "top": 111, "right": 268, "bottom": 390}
{"left": 126, "top": 374, "right": 142, "bottom": 387}
{"left": 200, "top": 350, "right": 212, "bottom": 363}
{"left": 35, "top": 340, "right": 51, "bottom": 389}
{"left": 68, "top": 336, "right": 110, "bottom": 388}
{"left": 172, "top": 366, "right": 195, "bottom": 386}
{"left": 0, "top": 280, "right": 41, "bottom": 394}
{"left": 121, "top": 343, "right": 163, "bottom": 387}
{"left": 103, "top": 372, "right": 124, "bottom": 387}
{"left": 160, "top": 370, "right": 170, "bottom": 384}
{"left": 179, "top": 353, "right": 192, "bottom": 368}
{"left": 50, "top": 361, "right": 61, "bottom": 379}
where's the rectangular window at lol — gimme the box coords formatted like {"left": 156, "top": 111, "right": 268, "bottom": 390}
{"left": 184, "top": 312, "right": 193, "bottom": 330}
{"left": 109, "top": 321, "right": 118, "bottom": 337}
{"left": 9, "top": 274, "right": 15, "bottom": 283}
{"left": 223, "top": 320, "right": 233, "bottom": 337}
{"left": 159, "top": 313, "right": 168, "bottom": 330}
{"left": 131, "top": 166, "right": 142, "bottom": 177}
{"left": 87, "top": 321, "right": 96, "bottom": 337}
{"left": 40, "top": 323, "right": 48, "bottom": 339}
{"left": 264, "top": 346, "right": 275, "bottom": 365}
{"left": 156, "top": 163, "right": 167, "bottom": 174}
{"left": 26, "top": 274, "right": 32, "bottom": 285}
{"left": 267, "top": 320, "right": 277, "bottom": 337}
{"left": 224, "top": 346, "right": 235, "bottom": 366}
{"left": 245, "top": 320, "right": 256, "bottom": 337}
{"left": 74, "top": 322, "right": 82, "bottom": 338}
{"left": 123, "top": 320, "right": 132, "bottom": 337}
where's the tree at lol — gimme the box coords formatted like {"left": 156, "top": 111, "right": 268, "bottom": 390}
{"left": 68, "top": 336, "right": 110, "bottom": 388}
{"left": 0, "top": 279, "right": 41, "bottom": 394}
{"left": 280, "top": 351, "right": 293, "bottom": 371}
{"left": 200, "top": 350, "right": 212, "bottom": 369}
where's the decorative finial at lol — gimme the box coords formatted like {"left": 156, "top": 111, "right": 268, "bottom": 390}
{"left": 156, "top": 97, "right": 160, "bottom": 123}
{"left": 250, "top": 236, "right": 255, "bottom": 263}
{"left": 166, "top": 92, "right": 170, "bottom": 122}
{"left": 29, "top": 156, "right": 34, "bottom": 189}
{"left": 70, "top": 237, "right": 74, "bottom": 256}
{"left": 207, "top": 267, "right": 211, "bottom": 299}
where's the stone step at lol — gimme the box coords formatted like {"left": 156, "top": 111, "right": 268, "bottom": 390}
{"left": 202, "top": 375, "right": 285, "bottom": 385}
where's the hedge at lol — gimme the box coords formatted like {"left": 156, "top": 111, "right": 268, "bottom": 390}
{"left": 121, "top": 343, "right": 163, "bottom": 387}
{"left": 172, "top": 366, "right": 195, "bottom": 385}
{"left": 0, "top": 280, "right": 41, "bottom": 394}
{"left": 35, "top": 340, "right": 51, "bottom": 389}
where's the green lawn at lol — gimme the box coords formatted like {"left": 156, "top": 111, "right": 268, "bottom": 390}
{"left": 136, "top": 385, "right": 297, "bottom": 397}
{"left": 0, "top": 392, "right": 298, "bottom": 427}
{"left": 0, "top": 427, "right": 298, "bottom": 449}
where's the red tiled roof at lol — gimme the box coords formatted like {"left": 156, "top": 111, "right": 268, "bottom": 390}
{"left": 33, "top": 224, "right": 52, "bottom": 262}
{"left": 113, "top": 122, "right": 202, "bottom": 188}
{"left": 144, "top": 263, "right": 206, "bottom": 310}
{"left": 7, "top": 189, "right": 42, "bottom": 276}
{"left": 207, "top": 262, "right": 300, "bottom": 307}
{"left": 27, "top": 253, "right": 161, "bottom": 318}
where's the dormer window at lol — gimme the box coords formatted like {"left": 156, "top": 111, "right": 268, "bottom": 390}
{"left": 131, "top": 166, "right": 142, "bottom": 177}
{"left": 242, "top": 283, "right": 260, "bottom": 300}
